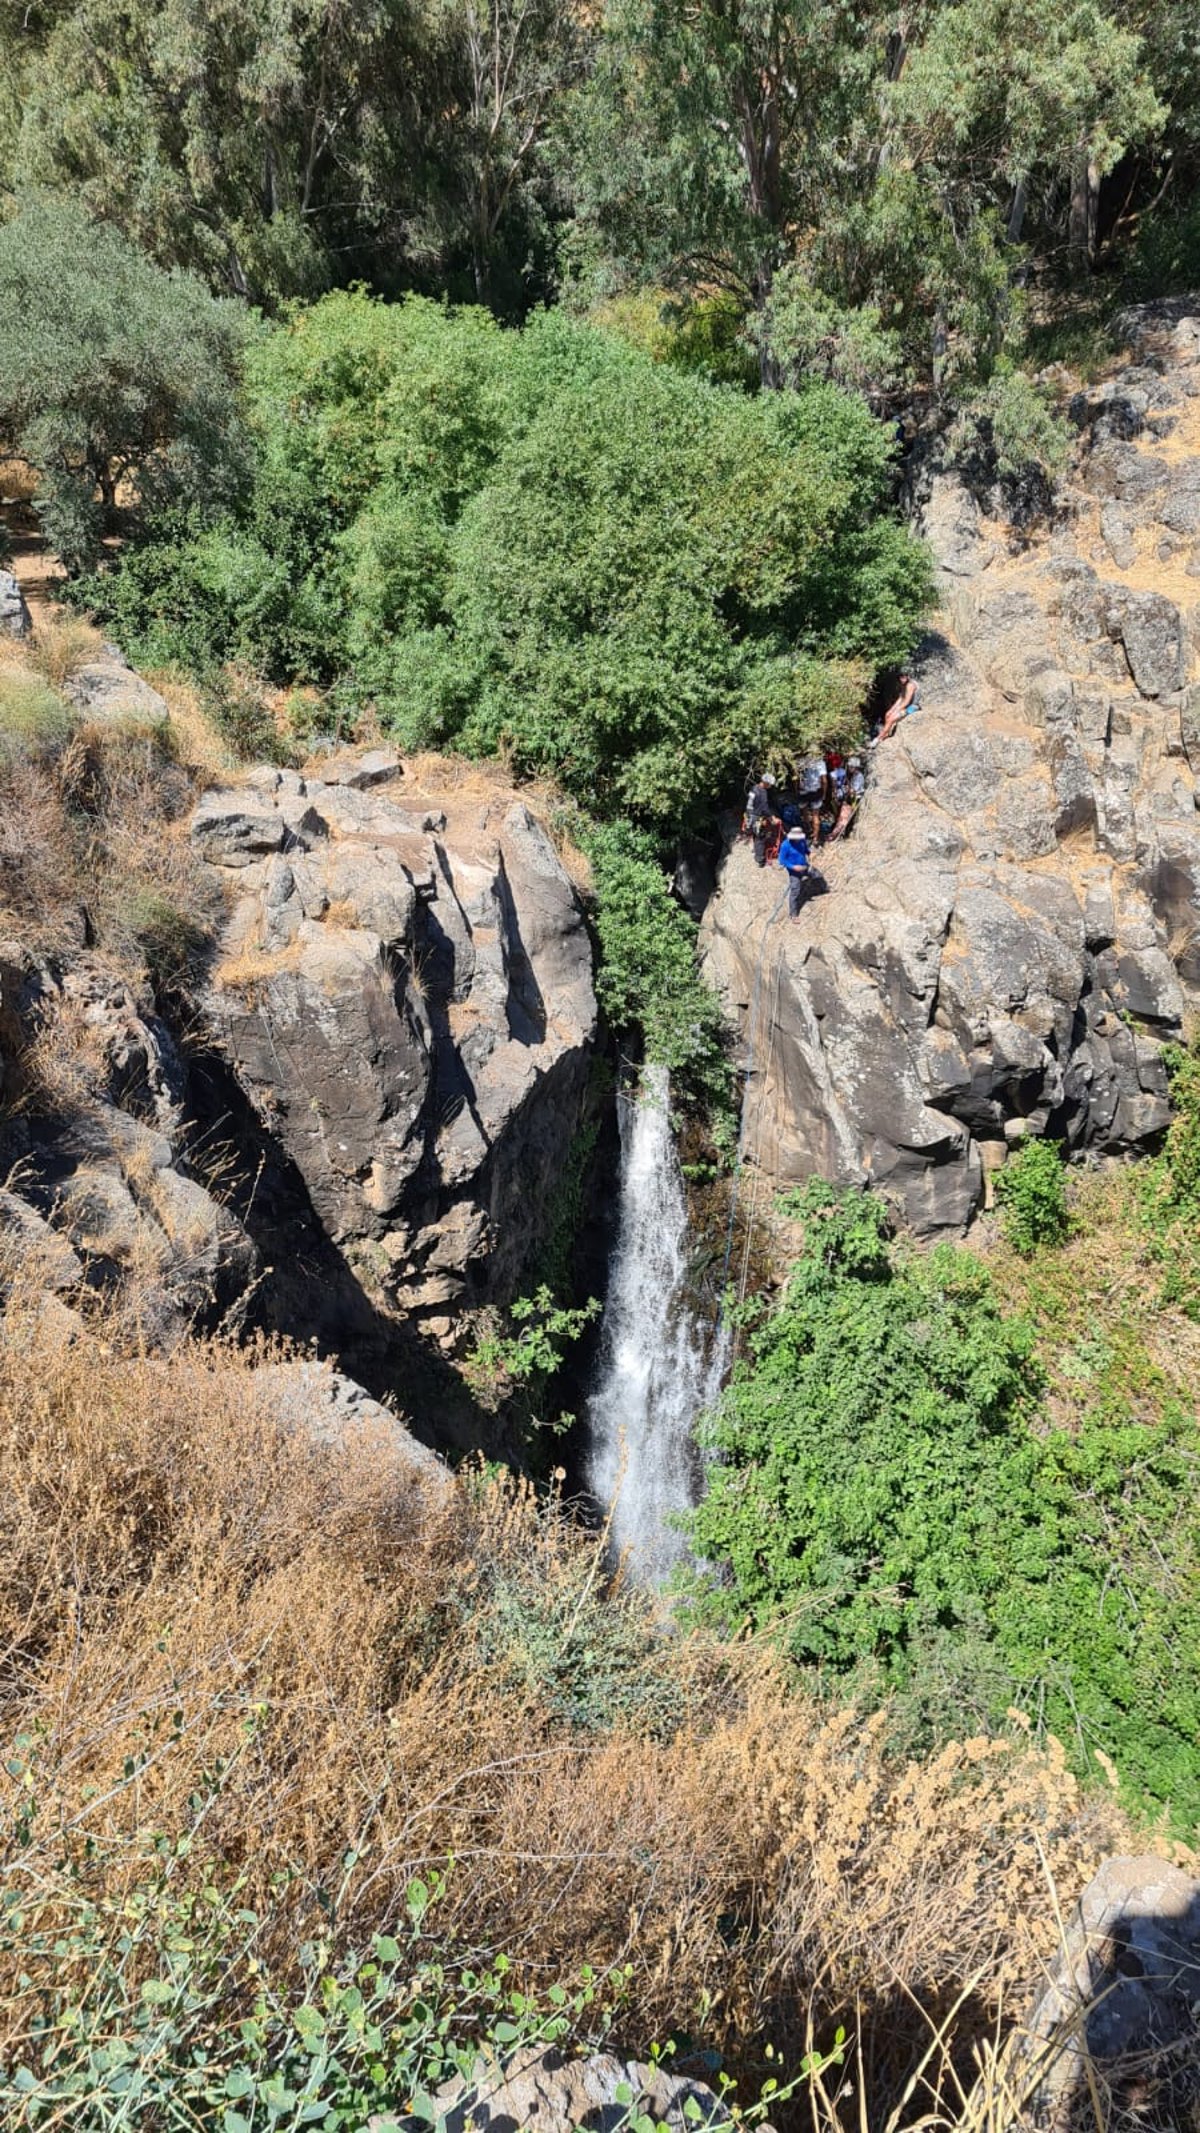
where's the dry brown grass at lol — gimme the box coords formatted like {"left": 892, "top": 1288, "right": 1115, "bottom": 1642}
{"left": 0, "top": 1294, "right": 1132, "bottom": 2124}
{"left": 145, "top": 666, "right": 239, "bottom": 779}
{"left": 25, "top": 611, "right": 106, "bottom": 687}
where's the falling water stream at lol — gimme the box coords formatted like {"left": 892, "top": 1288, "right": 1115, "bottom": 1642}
{"left": 585, "top": 1066, "right": 728, "bottom": 1584}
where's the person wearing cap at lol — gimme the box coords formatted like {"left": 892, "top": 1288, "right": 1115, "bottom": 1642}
{"left": 827, "top": 755, "right": 865, "bottom": 841}
{"left": 777, "top": 821, "right": 814, "bottom": 919}
{"left": 744, "top": 776, "right": 775, "bottom": 866}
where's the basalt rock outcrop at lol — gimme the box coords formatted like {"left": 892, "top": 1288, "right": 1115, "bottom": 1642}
{"left": 190, "top": 752, "right": 597, "bottom": 1338}
{"left": 411, "top": 2044, "right": 740, "bottom": 2133}
{"left": 703, "top": 301, "right": 1200, "bottom": 1234}
{"left": 0, "top": 945, "right": 258, "bottom": 1342}
{"left": 1016, "top": 1853, "right": 1200, "bottom": 2132}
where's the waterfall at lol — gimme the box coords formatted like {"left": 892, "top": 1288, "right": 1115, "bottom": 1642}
{"left": 586, "top": 1064, "right": 728, "bottom": 1585}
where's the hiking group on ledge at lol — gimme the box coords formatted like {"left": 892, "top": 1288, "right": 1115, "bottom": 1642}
{"left": 742, "top": 672, "right": 921, "bottom": 920}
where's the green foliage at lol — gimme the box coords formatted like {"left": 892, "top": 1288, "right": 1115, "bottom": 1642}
{"left": 199, "top": 670, "right": 294, "bottom": 766}
{"left": 751, "top": 270, "right": 903, "bottom": 395}
{"left": 1140, "top": 1038, "right": 1200, "bottom": 1315}
{"left": 592, "top": 289, "right": 759, "bottom": 387}
{"left": 0, "top": 1842, "right": 608, "bottom": 2128}
{"left": 893, "top": 0, "right": 1165, "bottom": 201}
{"left": 87, "top": 292, "right": 933, "bottom": 828}
{"left": 688, "top": 1180, "right": 1200, "bottom": 1827}
{"left": 465, "top": 1285, "right": 602, "bottom": 1431}
{"left": 949, "top": 365, "right": 1075, "bottom": 488}
{"left": 9, "top": 0, "right": 591, "bottom": 310}
{"left": 0, "top": 197, "right": 251, "bottom": 572}
{"left": 1125, "top": 192, "right": 1200, "bottom": 302}
{"left": 581, "top": 821, "right": 731, "bottom": 1113}
{"left": 112, "top": 887, "right": 209, "bottom": 992}
{"left": 0, "top": 671, "right": 73, "bottom": 765}
{"left": 994, "top": 1138, "right": 1071, "bottom": 1254}
{"left": 456, "top": 1503, "right": 691, "bottom": 1734}
{"left": 688, "top": 1184, "right": 1045, "bottom": 1676}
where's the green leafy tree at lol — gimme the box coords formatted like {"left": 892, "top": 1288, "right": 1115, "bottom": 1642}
{"left": 561, "top": 0, "right": 877, "bottom": 316}
{"left": 892, "top": 0, "right": 1165, "bottom": 268}
{"left": 432, "top": 0, "right": 595, "bottom": 307}
{"left": 12, "top": 0, "right": 438, "bottom": 302}
{"left": 0, "top": 197, "right": 250, "bottom": 570}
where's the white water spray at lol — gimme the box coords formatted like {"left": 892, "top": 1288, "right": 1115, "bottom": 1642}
{"left": 586, "top": 1065, "right": 728, "bottom": 1585}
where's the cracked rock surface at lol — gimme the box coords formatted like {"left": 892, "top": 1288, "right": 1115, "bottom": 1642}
{"left": 192, "top": 752, "right": 597, "bottom": 1334}
{"left": 702, "top": 302, "right": 1200, "bottom": 1234}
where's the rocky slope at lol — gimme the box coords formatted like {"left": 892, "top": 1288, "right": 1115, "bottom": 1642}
{"left": 190, "top": 752, "right": 597, "bottom": 1339}
{"left": 0, "top": 672, "right": 597, "bottom": 1407}
{"left": 702, "top": 301, "right": 1200, "bottom": 1233}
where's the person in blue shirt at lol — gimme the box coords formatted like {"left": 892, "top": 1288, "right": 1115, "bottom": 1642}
{"left": 777, "top": 823, "right": 813, "bottom": 920}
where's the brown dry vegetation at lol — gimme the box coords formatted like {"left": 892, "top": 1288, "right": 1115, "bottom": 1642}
{"left": 0, "top": 1286, "right": 1132, "bottom": 2127}
{"left": 0, "top": 630, "right": 225, "bottom": 1129}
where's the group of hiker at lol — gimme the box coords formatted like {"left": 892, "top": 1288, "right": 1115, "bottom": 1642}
{"left": 742, "top": 671, "right": 921, "bottom": 920}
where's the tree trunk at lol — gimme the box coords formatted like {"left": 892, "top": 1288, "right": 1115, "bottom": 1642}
{"left": 931, "top": 307, "right": 947, "bottom": 393}
{"left": 1007, "top": 175, "right": 1028, "bottom": 245}
{"left": 1069, "top": 146, "right": 1100, "bottom": 268}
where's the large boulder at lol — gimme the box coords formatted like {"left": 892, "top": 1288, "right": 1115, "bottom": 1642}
{"left": 1016, "top": 1855, "right": 1200, "bottom": 2132}
{"left": 702, "top": 315, "right": 1200, "bottom": 1234}
{"left": 253, "top": 1356, "right": 449, "bottom": 1496}
{"left": 0, "top": 948, "right": 257, "bottom": 1339}
{"left": 390, "top": 2045, "right": 738, "bottom": 2133}
{"left": 0, "top": 569, "right": 31, "bottom": 640}
{"left": 192, "top": 760, "right": 597, "bottom": 1335}
{"left": 62, "top": 644, "right": 170, "bottom": 727}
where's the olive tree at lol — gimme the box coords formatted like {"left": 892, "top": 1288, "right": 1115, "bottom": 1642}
{"left": 0, "top": 198, "right": 251, "bottom": 570}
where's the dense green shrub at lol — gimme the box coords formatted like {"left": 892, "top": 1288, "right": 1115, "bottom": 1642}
{"left": 82, "top": 291, "right": 934, "bottom": 828}
{"left": 993, "top": 1137, "right": 1071, "bottom": 1254}
{"left": 688, "top": 1181, "right": 1200, "bottom": 1827}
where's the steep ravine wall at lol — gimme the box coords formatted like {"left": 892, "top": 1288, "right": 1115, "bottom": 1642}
{"left": 702, "top": 301, "right": 1200, "bottom": 1235}
{"left": 0, "top": 710, "right": 601, "bottom": 1447}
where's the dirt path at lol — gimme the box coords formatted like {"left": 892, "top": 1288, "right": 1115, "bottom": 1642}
{"left": 2, "top": 503, "right": 67, "bottom": 623}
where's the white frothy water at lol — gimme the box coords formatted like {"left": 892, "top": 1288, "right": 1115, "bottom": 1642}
{"left": 586, "top": 1065, "right": 728, "bottom": 1584}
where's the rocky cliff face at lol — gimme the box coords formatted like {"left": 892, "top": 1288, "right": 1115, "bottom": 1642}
{"left": 0, "top": 669, "right": 597, "bottom": 1404}
{"left": 190, "top": 751, "right": 597, "bottom": 1340}
{"left": 702, "top": 301, "right": 1200, "bottom": 1233}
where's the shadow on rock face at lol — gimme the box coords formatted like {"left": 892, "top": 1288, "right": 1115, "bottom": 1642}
{"left": 1014, "top": 1856, "right": 1200, "bottom": 2133}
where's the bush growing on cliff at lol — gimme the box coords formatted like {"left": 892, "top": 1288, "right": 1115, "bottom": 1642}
{"left": 1140, "top": 1036, "right": 1200, "bottom": 1315}
{"left": 80, "top": 291, "right": 934, "bottom": 826}
{"left": 688, "top": 1180, "right": 1200, "bottom": 1827}
{"left": 581, "top": 820, "right": 731, "bottom": 1111}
